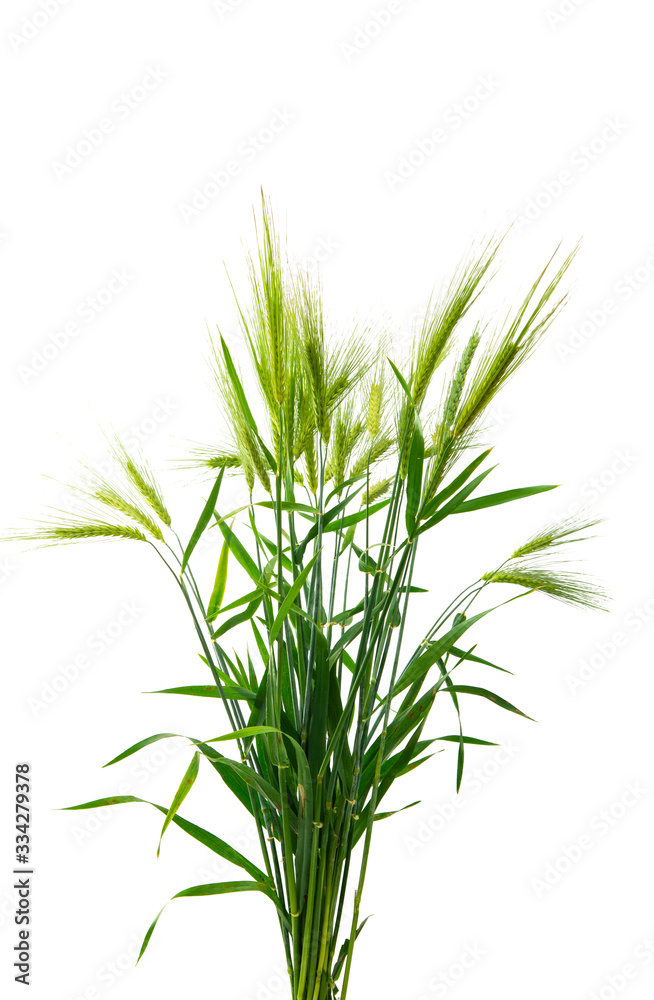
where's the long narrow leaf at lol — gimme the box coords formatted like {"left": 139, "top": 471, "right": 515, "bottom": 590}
{"left": 445, "top": 684, "right": 535, "bottom": 719}
{"left": 206, "top": 538, "right": 230, "bottom": 622}
{"left": 181, "top": 470, "right": 224, "bottom": 571}
{"left": 268, "top": 551, "right": 320, "bottom": 643}
{"left": 58, "top": 796, "right": 270, "bottom": 882}
{"left": 138, "top": 880, "right": 289, "bottom": 962}
{"left": 146, "top": 684, "right": 256, "bottom": 703}
{"left": 454, "top": 483, "right": 558, "bottom": 513}
{"left": 157, "top": 752, "right": 200, "bottom": 856}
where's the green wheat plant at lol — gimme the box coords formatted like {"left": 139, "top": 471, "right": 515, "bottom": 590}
{"left": 10, "top": 200, "right": 605, "bottom": 1000}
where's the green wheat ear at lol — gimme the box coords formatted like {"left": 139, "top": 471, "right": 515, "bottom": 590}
{"left": 350, "top": 434, "right": 395, "bottom": 478}
{"left": 177, "top": 444, "right": 242, "bottom": 472}
{"left": 110, "top": 437, "right": 172, "bottom": 527}
{"left": 483, "top": 511, "right": 608, "bottom": 610}
{"left": 395, "top": 238, "right": 500, "bottom": 478}
{"left": 9, "top": 517, "right": 147, "bottom": 547}
{"left": 210, "top": 341, "right": 271, "bottom": 495}
{"left": 454, "top": 247, "right": 577, "bottom": 441}
{"left": 482, "top": 567, "right": 607, "bottom": 611}
{"left": 366, "top": 383, "right": 382, "bottom": 438}
{"left": 509, "top": 511, "right": 603, "bottom": 559}
{"left": 66, "top": 464, "right": 163, "bottom": 541}
{"left": 410, "top": 237, "right": 499, "bottom": 409}
{"left": 360, "top": 478, "right": 392, "bottom": 505}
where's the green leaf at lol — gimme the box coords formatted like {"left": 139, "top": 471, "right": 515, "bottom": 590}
{"left": 449, "top": 646, "right": 511, "bottom": 674}
{"left": 396, "top": 751, "right": 438, "bottom": 776}
{"left": 204, "top": 754, "right": 283, "bottom": 813}
{"left": 430, "top": 655, "right": 467, "bottom": 791}
{"left": 211, "top": 504, "right": 251, "bottom": 525}
{"left": 257, "top": 500, "right": 319, "bottom": 515}
{"left": 308, "top": 632, "right": 331, "bottom": 775}
{"left": 324, "top": 498, "right": 390, "bottom": 532}
{"left": 283, "top": 734, "right": 314, "bottom": 904}
{"left": 146, "top": 684, "right": 256, "bottom": 703}
{"left": 215, "top": 516, "right": 261, "bottom": 586}
{"left": 268, "top": 551, "right": 320, "bottom": 643}
{"left": 203, "top": 725, "right": 281, "bottom": 743}
{"left": 58, "top": 796, "right": 269, "bottom": 882}
{"left": 415, "top": 466, "right": 496, "bottom": 535}
{"left": 181, "top": 470, "right": 224, "bottom": 572}
{"left": 217, "top": 586, "right": 280, "bottom": 616}
{"left": 387, "top": 358, "right": 414, "bottom": 404}
{"left": 357, "top": 551, "right": 378, "bottom": 576}
{"left": 328, "top": 619, "right": 364, "bottom": 665}
{"left": 206, "top": 538, "right": 229, "bottom": 623}
{"left": 332, "top": 917, "right": 371, "bottom": 982}
{"left": 104, "top": 733, "right": 184, "bottom": 768}
{"left": 220, "top": 336, "right": 258, "bottom": 432}
{"left": 138, "top": 880, "right": 288, "bottom": 963}
{"left": 254, "top": 434, "right": 277, "bottom": 477}
{"left": 157, "top": 752, "right": 200, "bottom": 857}
{"left": 363, "top": 687, "right": 436, "bottom": 780}
{"left": 454, "top": 484, "right": 558, "bottom": 513}
{"left": 405, "top": 419, "right": 425, "bottom": 535}
{"left": 330, "top": 597, "right": 365, "bottom": 626}
{"left": 325, "top": 472, "right": 367, "bottom": 506}
{"left": 420, "top": 449, "right": 492, "bottom": 520}
{"left": 374, "top": 800, "right": 420, "bottom": 822}
{"left": 294, "top": 486, "right": 366, "bottom": 561}
{"left": 248, "top": 528, "right": 295, "bottom": 572}
{"left": 446, "top": 684, "right": 535, "bottom": 720}
{"left": 181, "top": 739, "right": 259, "bottom": 820}
{"left": 393, "top": 606, "right": 495, "bottom": 696}
{"left": 211, "top": 595, "right": 263, "bottom": 639}
{"left": 434, "top": 735, "right": 499, "bottom": 745}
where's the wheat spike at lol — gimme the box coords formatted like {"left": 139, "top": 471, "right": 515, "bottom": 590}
{"left": 482, "top": 566, "right": 606, "bottom": 610}
{"left": 110, "top": 438, "right": 171, "bottom": 527}
{"left": 360, "top": 478, "right": 392, "bottom": 505}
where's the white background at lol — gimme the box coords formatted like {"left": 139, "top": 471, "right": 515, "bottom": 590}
{"left": 1, "top": 2, "right": 653, "bottom": 999}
